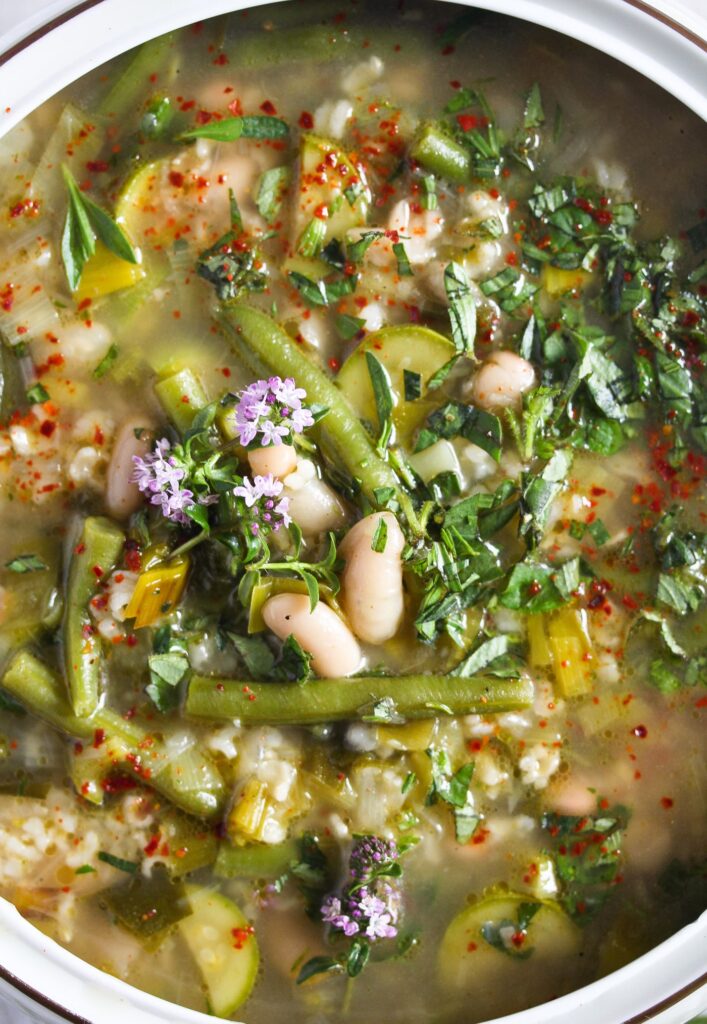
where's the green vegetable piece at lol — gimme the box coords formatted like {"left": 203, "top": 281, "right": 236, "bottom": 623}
{"left": 219, "top": 304, "right": 398, "bottom": 501}
{"left": 64, "top": 516, "right": 125, "bottom": 717}
{"left": 102, "top": 863, "right": 190, "bottom": 946}
{"left": 256, "top": 166, "right": 291, "bottom": 223}
{"left": 179, "top": 114, "right": 289, "bottom": 143}
{"left": 439, "top": 893, "right": 581, "bottom": 1012}
{"left": 154, "top": 368, "right": 208, "bottom": 436}
{"left": 336, "top": 325, "right": 456, "bottom": 448}
{"left": 4, "top": 555, "right": 48, "bottom": 574}
{"left": 296, "top": 134, "right": 369, "bottom": 245}
{"left": 410, "top": 122, "right": 471, "bottom": 184}
{"left": 2, "top": 650, "right": 227, "bottom": 820}
{"left": 178, "top": 886, "right": 259, "bottom": 1017}
{"left": 186, "top": 673, "right": 534, "bottom": 725}
{"left": 98, "top": 33, "right": 177, "bottom": 121}
{"left": 214, "top": 839, "right": 299, "bottom": 879}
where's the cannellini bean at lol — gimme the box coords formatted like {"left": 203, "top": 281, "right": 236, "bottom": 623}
{"left": 339, "top": 511, "right": 405, "bottom": 644}
{"left": 105, "top": 419, "right": 153, "bottom": 519}
{"left": 261, "top": 593, "right": 362, "bottom": 678}
{"left": 247, "top": 444, "right": 297, "bottom": 479}
{"left": 469, "top": 350, "right": 536, "bottom": 411}
{"left": 57, "top": 320, "right": 112, "bottom": 369}
{"left": 284, "top": 475, "right": 348, "bottom": 535}
{"left": 463, "top": 239, "right": 504, "bottom": 280}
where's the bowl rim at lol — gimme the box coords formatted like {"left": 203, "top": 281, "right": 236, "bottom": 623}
{"left": 0, "top": 2, "right": 705, "bottom": 1023}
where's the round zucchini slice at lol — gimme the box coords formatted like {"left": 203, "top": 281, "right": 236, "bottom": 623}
{"left": 438, "top": 891, "right": 581, "bottom": 1016}
{"left": 178, "top": 886, "right": 259, "bottom": 1017}
{"left": 336, "top": 325, "right": 455, "bottom": 447}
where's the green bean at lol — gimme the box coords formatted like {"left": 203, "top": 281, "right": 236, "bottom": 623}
{"left": 186, "top": 673, "right": 534, "bottom": 725}
{"left": 231, "top": 23, "right": 366, "bottom": 69}
{"left": 220, "top": 304, "right": 398, "bottom": 500}
{"left": 98, "top": 33, "right": 177, "bottom": 122}
{"left": 410, "top": 122, "right": 471, "bottom": 184}
{"left": 65, "top": 516, "right": 125, "bottom": 717}
{"left": 154, "top": 367, "right": 208, "bottom": 435}
{"left": 2, "top": 650, "right": 227, "bottom": 820}
{"left": 214, "top": 838, "right": 299, "bottom": 879}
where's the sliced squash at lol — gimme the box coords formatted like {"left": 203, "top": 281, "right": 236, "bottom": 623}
{"left": 75, "top": 240, "right": 145, "bottom": 303}
{"left": 439, "top": 891, "right": 581, "bottom": 1016}
{"left": 336, "top": 325, "right": 455, "bottom": 447}
{"left": 178, "top": 886, "right": 259, "bottom": 1017}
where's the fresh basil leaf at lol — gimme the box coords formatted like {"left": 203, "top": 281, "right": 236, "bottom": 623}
{"left": 256, "top": 166, "right": 291, "bottom": 223}
{"left": 180, "top": 115, "right": 289, "bottom": 142}
{"left": 451, "top": 634, "right": 511, "bottom": 677}
{"left": 454, "top": 805, "right": 480, "bottom": 844}
{"left": 272, "top": 634, "right": 313, "bottom": 683}
{"left": 228, "top": 632, "right": 276, "bottom": 677}
{"left": 365, "top": 350, "right": 394, "bottom": 451}
{"left": 403, "top": 369, "right": 422, "bottom": 402}
{"left": 393, "top": 241, "right": 413, "bottom": 277}
{"left": 80, "top": 192, "right": 138, "bottom": 265}
{"left": 523, "top": 82, "right": 544, "bottom": 129}
{"left": 26, "top": 383, "right": 50, "bottom": 404}
{"left": 371, "top": 517, "right": 388, "bottom": 553}
{"left": 97, "top": 851, "right": 138, "bottom": 874}
{"left": 93, "top": 343, "right": 119, "bottom": 379}
{"left": 444, "top": 261, "right": 476, "bottom": 357}
{"left": 61, "top": 165, "right": 95, "bottom": 291}
{"left": 335, "top": 313, "right": 365, "bottom": 341}
{"left": 298, "top": 218, "right": 326, "bottom": 258}
{"left": 4, "top": 554, "right": 48, "bottom": 574}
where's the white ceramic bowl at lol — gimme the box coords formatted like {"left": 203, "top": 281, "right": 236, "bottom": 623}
{"left": 0, "top": 2, "right": 705, "bottom": 1023}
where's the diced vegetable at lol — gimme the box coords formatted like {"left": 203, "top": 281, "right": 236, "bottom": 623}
{"left": 296, "top": 134, "right": 369, "bottom": 244}
{"left": 102, "top": 863, "right": 190, "bottom": 946}
{"left": 74, "top": 240, "right": 146, "bottom": 302}
{"left": 336, "top": 326, "right": 456, "bottom": 447}
{"left": 542, "top": 264, "right": 590, "bottom": 297}
{"left": 547, "top": 607, "right": 593, "bottom": 697}
{"left": 123, "top": 558, "right": 190, "bottom": 629}
{"left": 178, "top": 886, "right": 259, "bottom": 1017}
{"left": 154, "top": 369, "right": 208, "bottom": 435}
{"left": 410, "top": 122, "right": 471, "bottom": 183}
{"left": 214, "top": 839, "right": 298, "bottom": 879}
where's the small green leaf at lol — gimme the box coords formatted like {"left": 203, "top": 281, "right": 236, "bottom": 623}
{"left": 371, "top": 517, "right": 388, "bottom": 553}
{"left": 93, "top": 343, "right": 119, "bottom": 379}
{"left": 256, "top": 166, "right": 291, "bottom": 223}
{"left": 445, "top": 261, "right": 476, "bottom": 358}
{"left": 392, "top": 241, "right": 413, "bottom": 277}
{"left": 4, "top": 554, "right": 48, "bottom": 574}
{"left": 26, "top": 383, "right": 50, "bottom": 405}
{"left": 97, "top": 851, "right": 138, "bottom": 874}
{"left": 335, "top": 313, "right": 365, "bottom": 341}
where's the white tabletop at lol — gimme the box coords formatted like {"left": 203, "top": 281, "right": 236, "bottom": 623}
{"left": 0, "top": 1, "right": 704, "bottom": 1023}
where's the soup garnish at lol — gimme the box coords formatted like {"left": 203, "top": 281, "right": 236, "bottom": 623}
{"left": 0, "top": 2, "right": 705, "bottom": 1021}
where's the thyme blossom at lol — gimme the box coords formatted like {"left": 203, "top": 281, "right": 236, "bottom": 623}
{"left": 232, "top": 376, "right": 314, "bottom": 448}
{"left": 320, "top": 835, "right": 401, "bottom": 942}
{"left": 132, "top": 439, "right": 195, "bottom": 526}
{"left": 233, "top": 473, "right": 291, "bottom": 534}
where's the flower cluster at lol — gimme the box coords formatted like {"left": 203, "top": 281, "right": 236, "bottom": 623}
{"left": 320, "top": 835, "right": 401, "bottom": 942}
{"left": 232, "top": 376, "right": 314, "bottom": 448}
{"left": 132, "top": 439, "right": 196, "bottom": 526}
{"left": 233, "top": 473, "right": 291, "bottom": 535}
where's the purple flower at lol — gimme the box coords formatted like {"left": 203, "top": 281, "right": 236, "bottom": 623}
{"left": 232, "top": 376, "right": 314, "bottom": 449}
{"left": 321, "top": 896, "right": 359, "bottom": 937}
{"left": 132, "top": 439, "right": 195, "bottom": 526}
{"left": 321, "top": 835, "right": 401, "bottom": 944}
{"left": 233, "top": 473, "right": 291, "bottom": 533}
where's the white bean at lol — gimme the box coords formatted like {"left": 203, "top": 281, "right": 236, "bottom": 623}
{"left": 105, "top": 419, "right": 153, "bottom": 520}
{"left": 469, "top": 350, "right": 536, "bottom": 411}
{"left": 247, "top": 444, "right": 297, "bottom": 479}
{"left": 339, "top": 511, "right": 405, "bottom": 644}
{"left": 261, "top": 593, "right": 362, "bottom": 678}
{"left": 284, "top": 476, "right": 348, "bottom": 535}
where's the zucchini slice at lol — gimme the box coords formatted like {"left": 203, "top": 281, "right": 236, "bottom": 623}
{"left": 178, "top": 886, "right": 259, "bottom": 1017}
{"left": 336, "top": 325, "right": 455, "bottom": 446}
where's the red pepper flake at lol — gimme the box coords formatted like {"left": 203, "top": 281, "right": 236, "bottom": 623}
{"left": 195, "top": 110, "right": 213, "bottom": 125}
{"left": 313, "top": 203, "right": 329, "bottom": 220}
{"left": 660, "top": 796, "right": 674, "bottom": 810}
{"left": 93, "top": 728, "right": 106, "bottom": 749}
{"left": 91, "top": 564, "right": 104, "bottom": 579}
{"left": 39, "top": 420, "right": 56, "bottom": 438}
{"left": 632, "top": 724, "right": 648, "bottom": 739}
{"left": 231, "top": 925, "right": 255, "bottom": 950}
{"left": 328, "top": 357, "right": 341, "bottom": 371}
{"left": 260, "top": 100, "right": 276, "bottom": 115}
{"left": 695, "top": 696, "right": 707, "bottom": 709}
{"left": 86, "top": 160, "right": 109, "bottom": 173}
{"left": 298, "top": 111, "right": 314, "bottom": 130}
{"left": 213, "top": 52, "right": 229, "bottom": 65}
{"left": 143, "top": 833, "right": 161, "bottom": 857}
{"left": 456, "top": 114, "right": 478, "bottom": 133}
{"left": 169, "top": 171, "right": 185, "bottom": 188}
{"left": 466, "top": 941, "right": 478, "bottom": 952}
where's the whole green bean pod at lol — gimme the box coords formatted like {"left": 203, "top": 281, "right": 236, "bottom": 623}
{"left": 98, "top": 32, "right": 177, "bottom": 121}
{"left": 186, "top": 673, "right": 534, "bottom": 726}
{"left": 3, "top": 650, "right": 227, "bottom": 820}
{"left": 64, "top": 516, "right": 125, "bottom": 717}
{"left": 219, "top": 304, "right": 398, "bottom": 500}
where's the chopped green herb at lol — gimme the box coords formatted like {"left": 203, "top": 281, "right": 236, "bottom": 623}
{"left": 93, "top": 343, "right": 119, "bottom": 379}
{"left": 4, "top": 554, "right": 48, "bottom": 574}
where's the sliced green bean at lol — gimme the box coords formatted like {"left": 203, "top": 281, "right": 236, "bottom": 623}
{"left": 186, "top": 673, "right": 534, "bottom": 725}
{"left": 214, "top": 839, "right": 299, "bottom": 879}
{"left": 410, "top": 122, "right": 471, "bottom": 184}
{"left": 64, "top": 516, "right": 125, "bottom": 717}
{"left": 154, "top": 368, "right": 208, "bottom": 435}
{"left": 98, "top": 32, "right": 177, "bottom": 121}
{"left": 2, "top": 650, "right": 227, "bottom": 820}
{"left": 220, "top": 304, "right": 398, "bottom": 500}
{"left": 232, "top": 23, "right": 366, "bottom": 69}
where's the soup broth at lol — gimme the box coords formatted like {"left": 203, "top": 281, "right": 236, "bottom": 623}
{"left": 0, "top": 3, "right": 705, "bottom": 1022}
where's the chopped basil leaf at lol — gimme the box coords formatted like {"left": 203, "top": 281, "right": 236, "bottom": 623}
{"left": 335, "top": 313, "right": 365, "bottom": 341}
{"left": 93, "top": 343, "right": 119, "bottom": 379}
{"left": 403, "top": 369, "right": 422, "bottom": 401}
{"left": 365, "top": 350, "right": 394, "bottom": 451}
{"left": 444, "top": 261, "right": 476, "bottom": 357}
{"left": 371, "top": 517, "right": 388, "bottom": 553}
{"left": 422, "top": 175, "right": 438, "bottom": 210}
{"left": 392, "top": 241, "right": 413, "bottom": 277}
{"left": 26, "top": 383, "right": 50, "bottom": 405}
{"left": 97, "top": 851, "right": 138, "bottom": 874}
{"left": 180, "top": 114, "right": 289, "bottom": 142}
{"left": 297, "top": 218, "right": 326, "bottom": 258}
{"left": 4, "top": 554, "right": 48, "bottom": 574}
{"left": 256, "top": 166, "right": 291, "bottom": 223}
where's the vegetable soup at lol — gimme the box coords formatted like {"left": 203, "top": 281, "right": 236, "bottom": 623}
{"left": 0, "top": 2, "right": 705, "bottom": 1021}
